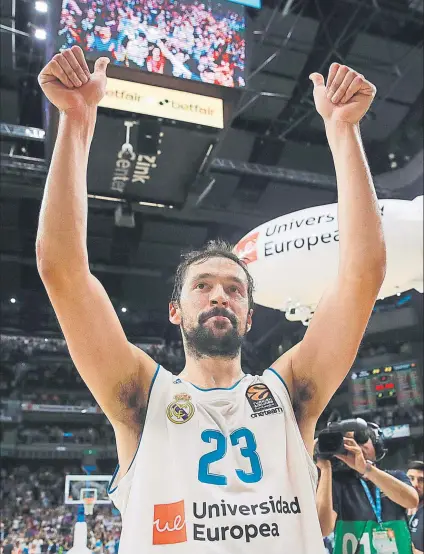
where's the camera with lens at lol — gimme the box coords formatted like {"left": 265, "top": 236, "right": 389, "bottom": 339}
{"left": 316, "top": 418, "right": 371, "bottom": 460}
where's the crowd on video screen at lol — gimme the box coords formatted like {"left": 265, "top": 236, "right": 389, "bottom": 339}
{"left": 57, "top": 0, "right": 246, "bottom": 87}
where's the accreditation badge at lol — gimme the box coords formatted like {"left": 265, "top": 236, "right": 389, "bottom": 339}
{"left": 372, "top": 528, "right": 399, "bottom": 554}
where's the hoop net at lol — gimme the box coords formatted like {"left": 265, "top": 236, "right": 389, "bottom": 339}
{"left": 83, "top": 496, "right": 95, "bottom": 516}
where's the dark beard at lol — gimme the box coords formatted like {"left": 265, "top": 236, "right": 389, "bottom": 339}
{"left": 181, "top": 307, "right": 244, "bottom": 359}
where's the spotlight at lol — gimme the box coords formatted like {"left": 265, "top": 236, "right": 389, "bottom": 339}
{"left": 34, "top": 28, "right": 47, "bottom": 40}
{"left": 388, "top": 153, "right": 395, "bottom": 160}
{"left": 390, "top": 161, "right": 398, "bottom": 169}
{"left": 10, "top": 298, "right": 16, "bottom": 304}
{"left": 121, "top": 307, "right": 127, "bottom": 313}
{"left": 35, "top": 1, "right": 48, "bottom": 13}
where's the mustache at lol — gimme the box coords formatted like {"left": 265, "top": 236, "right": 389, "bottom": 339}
{"left": 198, "top": 307, "right": 238, "bottom": 327}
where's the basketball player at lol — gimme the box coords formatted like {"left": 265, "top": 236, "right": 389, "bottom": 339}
{"left": 37, "top": 47, "right": 385, "bottom": 552}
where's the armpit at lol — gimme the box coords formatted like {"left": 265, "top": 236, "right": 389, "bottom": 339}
{"left": 115, "top": 375, "right": 147, "bottom": 429}
{"left": 292, "top": 377, "right": 316, "bottom": 423}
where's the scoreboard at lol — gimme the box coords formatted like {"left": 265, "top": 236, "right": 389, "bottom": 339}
{"left": 351, "top": 361, "right": 422, "bottom": 414}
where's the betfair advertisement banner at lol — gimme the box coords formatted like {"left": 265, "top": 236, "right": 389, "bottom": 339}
{"left": 99, "top": 78, "right": 224, "bottom": 129}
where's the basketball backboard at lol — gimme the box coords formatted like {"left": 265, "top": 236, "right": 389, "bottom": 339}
{"left": 64, "top": 474, "right": 112, "bottom": 505}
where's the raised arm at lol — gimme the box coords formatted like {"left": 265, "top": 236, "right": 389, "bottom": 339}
{"left": 273, "top": 64, "right": 386, "bottom": 452}
{"left": 36, "top": 47, "right": 157, "bottom": 471}
{"left": 157, "top": 40, "right": 192, "bottom": 78}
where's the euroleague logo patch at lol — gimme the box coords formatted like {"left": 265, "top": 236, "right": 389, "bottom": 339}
{"left": 246, "top": 384, "right": 283, "bottom": 418}
{"left": 166, "top": 393, "right": 195, "bottom": 424}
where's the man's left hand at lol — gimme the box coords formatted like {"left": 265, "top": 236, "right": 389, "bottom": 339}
{"left": 310, "top": 63, "right": 376, "bottom": 124}
{"left": 335, "top": 432, "right": 367, "bottom": 475}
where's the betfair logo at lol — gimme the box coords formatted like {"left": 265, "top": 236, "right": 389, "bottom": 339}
{"left": 158, "top": 98, "right": 215, "bottom": 115}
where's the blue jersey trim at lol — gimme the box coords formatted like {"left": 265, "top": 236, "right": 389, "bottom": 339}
{"left": 266, "top": 367, "right": 292, "bottom": 401}
{"left": 107, "top": 363, "right": 160, "bottom": 495}
{"left": 187, "top": 375, "right": 246, "bottom": 392}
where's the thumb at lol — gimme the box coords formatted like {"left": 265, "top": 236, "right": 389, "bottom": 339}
{"left": 309, "top": 72, "right": 325, "bottom": 88}
{"left": 94, "top": 57, "right": 110, "bottom": 75}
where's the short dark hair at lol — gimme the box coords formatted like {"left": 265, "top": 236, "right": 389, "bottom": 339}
{"left": 171, "top": 239, "right": 255, "bottom": 310}
{"left": 408, "top": 460, "right": 424, "bottom": 471}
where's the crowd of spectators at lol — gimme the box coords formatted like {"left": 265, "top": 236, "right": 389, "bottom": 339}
{"left": 1, "top": 465, "right": 121, "bottom": 553}
{"left": 16, "top": 425, "right": 115, "bottom": 446}
{"left": 316, "top": 405, "right": 424, "bottom": 434}
{"left": 58, "top": 0, "right": 245, "bottom": 87}
{"left": 1, "top": 334, "right": 185, "bottom": 383}
{"left": 369, "top": 406, "right": 423, "bottom": 428}
{"left": 356, "top": 339, "right": 414, "bottom": 360}
{"left": 1, "top": 336, "right": 68, "bottom": 362}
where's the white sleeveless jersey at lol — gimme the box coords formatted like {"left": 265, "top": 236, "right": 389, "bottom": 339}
{"left": 108, "top": 365, "right": 325, "bottom": 553}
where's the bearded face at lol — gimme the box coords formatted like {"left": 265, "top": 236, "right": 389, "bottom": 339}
{"left": 169, "top": 257, "right": 252, "bottom": 359}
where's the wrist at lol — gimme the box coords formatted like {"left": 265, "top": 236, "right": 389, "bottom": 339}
{"left": 324, "top": 119, "right": 361, "bottom": 150}
{"left": 60, "top": 105, "right": 97, "bottom": 127}
{"left": 324, "top": 119, "right": 359, "bottom": 132}
{"left": 318, "top": 459, "right": 332, "bottom": 469}
{"left": 360, "top": 461, "right": 375, "bottom": 478}
{"left": 59, "top": 107, "right": 97, "bottom": 141}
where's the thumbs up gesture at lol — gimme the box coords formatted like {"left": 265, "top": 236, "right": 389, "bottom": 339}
{"left": 310, "top": 63, "right": 376, "bottom": 124}
{"left": 38, "top": 46, "right": 110, "bottom": 113}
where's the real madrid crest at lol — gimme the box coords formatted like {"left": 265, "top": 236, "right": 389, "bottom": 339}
{"left": 166, "top": 393, "right": 195, "bottom": 424}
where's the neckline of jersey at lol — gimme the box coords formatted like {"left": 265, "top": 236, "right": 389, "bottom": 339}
{"left": 182, "top": 373, "right": 248, "bottom": 392}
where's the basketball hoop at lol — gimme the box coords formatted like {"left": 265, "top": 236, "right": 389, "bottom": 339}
{"left": 83, "top": 496, "right": 95, "bottom": 516}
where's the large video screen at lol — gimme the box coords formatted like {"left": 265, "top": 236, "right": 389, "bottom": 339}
{"left": 56, "top": 0, "right": 246, "bottom": 88}
{"left": 351, "top": 361, "right": 422, "bottom": 414}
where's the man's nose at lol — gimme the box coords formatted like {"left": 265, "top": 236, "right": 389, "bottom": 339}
{"left": 210, "top": 285, "right": 229, "bottom": 306}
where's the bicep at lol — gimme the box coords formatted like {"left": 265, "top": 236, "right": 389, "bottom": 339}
{"left": 289, "top": 276, "right": 378, "bottom": 418}
{"left": 42, "top": 270, "right": 157, "bottom": 424}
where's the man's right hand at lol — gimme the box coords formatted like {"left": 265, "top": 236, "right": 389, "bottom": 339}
{"left": 314, "top": 438, "right": 332, "bottom": 471}
{"left": 38, "top": 46, "right": 109, "bottom": 113}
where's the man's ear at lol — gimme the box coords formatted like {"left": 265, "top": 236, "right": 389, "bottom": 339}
{"left": 246, "top": 309, "right": 253, "bottom": 332}
{"left": 169, "top": 302, "right": 181, "bottom": 325}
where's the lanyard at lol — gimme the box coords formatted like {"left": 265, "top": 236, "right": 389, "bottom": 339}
{"left": 360, "top": 479, "right": 382, "bottom": 525}
{"left": 409, "top": 503, "right": 423, "bottom": 527}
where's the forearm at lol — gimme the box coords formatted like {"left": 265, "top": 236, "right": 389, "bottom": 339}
{"left": 325, "top": 121, "right": 386, "bottom": 282}
{"left": 36, "top": 107, "right": 97, "bottom": 275}
{"left": 366, "top": 466, "right": 419, "bottom": 509}
{"left": 316, "top": 466, "right": 335, "bottom": 536}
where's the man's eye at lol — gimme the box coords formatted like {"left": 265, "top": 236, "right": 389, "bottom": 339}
{"left": 229, "top": 285, "right": 242, "bottom": 294}
{"left": 196, "top": 283, "right": 206, "bottom": 289}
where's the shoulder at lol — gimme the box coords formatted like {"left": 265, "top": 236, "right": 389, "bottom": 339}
{"left": 270, "top": 344, "right": 316, "bottom": 421}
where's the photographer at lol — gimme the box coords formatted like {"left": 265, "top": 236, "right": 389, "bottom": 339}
{"left": 316, "top": 422, "right": 418, "bottom": 553}
{"left": 407, "top": 461, "right": 424, "bottom": 554}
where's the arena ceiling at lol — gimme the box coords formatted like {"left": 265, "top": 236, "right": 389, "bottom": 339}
{"left": 0, "top": 0, "right": 423, "bottom": 346}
